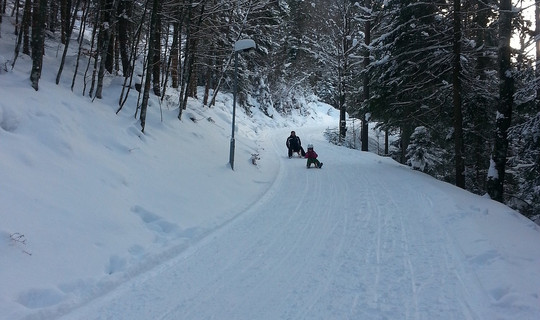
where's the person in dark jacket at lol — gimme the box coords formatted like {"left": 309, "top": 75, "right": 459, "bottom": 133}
{"left": 286, "top": 131, "right": 306, "bottom": 158}
{"left": 305, "top": 144, "right": 323, "bottom": 168}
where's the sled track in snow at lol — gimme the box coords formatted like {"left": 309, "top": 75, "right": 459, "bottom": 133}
{"left": 52, "top": 127, "right": 535, "bottom": 320}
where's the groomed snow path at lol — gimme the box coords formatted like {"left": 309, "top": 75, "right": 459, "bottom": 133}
{"left": 56, "top": 128, "right": 540, "bottom": 320}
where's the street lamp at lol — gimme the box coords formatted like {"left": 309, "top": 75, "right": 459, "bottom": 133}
{"left": 229, "top": 39, "right": 256, "bottom": 170}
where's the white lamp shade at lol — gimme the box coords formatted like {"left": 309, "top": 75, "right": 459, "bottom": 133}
{"left": 234, "top": 39, "right": 256, "bottom": 52}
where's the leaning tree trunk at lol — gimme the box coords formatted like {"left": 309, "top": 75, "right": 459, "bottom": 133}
{"left": 71, "top": 5, "right": 87, "bottom": 91}
{"left": 11, "top": 0, "right": 31, "bottom": 69}
{"left": 487, "top": 0, "right": 514, "bottom": 202}
{"left": 56, "top": 0, "right": 81, "bottom": 84}
{"left": 452, "top": 0, "right": 465, "bottom": 188}
{"left": 30, "top": 0, "right": 47, "bottom": 91}
{"left": 117, "top": 0, "right": 149, "bottom": 112}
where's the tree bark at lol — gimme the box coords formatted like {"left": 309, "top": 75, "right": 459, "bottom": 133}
{"left": 11, "top": 0, "right": 30, "bottom": 68}
{"left": 49, "top": 0, "right": 58, "bottom": 33}
{"left": 117, "top": 0, "right": 132, "bottom": 77}
{"left": 0, "top": 0, "right": 2, "bottom": 38}
{"left": 56, "top": 0, "right": 81, "bottom": 85}
{"left": 152, "top": 0, "right": 161, "bottom": 96}
{"left": 30, "top": 0, "right": 47, "bottom": 91}
{"left": 60, "top": 0, "right": 71, "bottom": 44}
{"left": 487, "top": 0, "right": 514, "bottom": 202}
{"left": 361, "top": 0, "right": 371, "bottom": 151}
{"left": 95, "top": 0, "right": 119, "bottom": 99}
{"left": 140, "top": 0, "right": 159, "bottom": 132}
{"left": 384, "top": 128, "right": 389, "bottom": 156}
{"left": 170, "top": 21, "right": 180, "bottom": 88}
{"left": 452, "top": 0, "right": 465, "bottom": 188}
{"left": 23, "top": 0, "right": 31, "bottom": 55}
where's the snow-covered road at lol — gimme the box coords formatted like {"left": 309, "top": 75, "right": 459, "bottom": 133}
{"left": 55, "top": 128, "right": 540, "bottom": 320}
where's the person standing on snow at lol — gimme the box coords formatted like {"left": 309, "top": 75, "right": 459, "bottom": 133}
{"left": 286, "top": 131, "right": 306, "bottom": 158}
{"left": 305, "top": 144, "right": 323, "bottom": 168}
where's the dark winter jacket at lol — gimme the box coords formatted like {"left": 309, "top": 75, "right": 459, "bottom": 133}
{"left": 286, "top": 136, "right": 302, "bottom": 150}
{"left": 305, "top": 149, "right": 318, "bottom": 159}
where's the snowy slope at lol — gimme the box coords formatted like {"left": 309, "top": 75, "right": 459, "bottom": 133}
{"left": 47, "top": 128, "right": 540, "bottom": 320}
{"left": 1, "top": 13, "right": 540, "bottom": 320}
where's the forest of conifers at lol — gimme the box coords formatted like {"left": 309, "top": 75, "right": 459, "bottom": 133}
{"left": 0, "top": 0, "right": 539, "bottom": 223}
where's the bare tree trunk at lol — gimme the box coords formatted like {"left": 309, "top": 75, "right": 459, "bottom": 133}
{"left": 180, "top": 1, "right": 206, "bottom": 118}
{"left": 140, "top": 0, "right": 159, "bottom": 132}
{"left": 203, "top": 51, "right": 213, "bottom": 106}
{"left": 160, "top": 23, "right": 173, "bottom": 101}
{"left": 400, "top": 124, "right": 412, "bottom": 164}
{"left": 117, "top": 0, "right": 149, "bottom": 112}
{"left": 361, "top": 0, "right": 371, "bottom": 151}
{"left": 59, "top": 0, "right": 70, "bottom": 44}
{"left": 23, "top": 0, "right": 31, "bottom": 55}
{"left": 117, "top": 0, "right": 132, "bottom": 77}
{"left": 339, "top": 87, "right": 346, "bottom": 141}
{"left": 11, "top": 0, "right": 19, "bottom": 17}
{"left": 152, "top": 0, "right": 161, "bottom": 96}
{"left": 83, "top": 11, "right": 99, "bottom": 96}
{"left": 453, "top": 0, "right": 465, "bottom": 188}
{"left": 338, "top": 5, "right": 353, "bottom": 142}
{"left": 30, "top": 0, "right": 47, "bottom": 91}
{"left": 49, "top": 0, "right": 58, "bottom": 33}
{"left": 11, "top": 0, "right": 29, "bottom": 69}
{"left": 470, "top": 0, "right": 491, "bottom": 191}
{"left": 56, "top": 0, "right": 81, "bottom": 84}
{"left": 384, "top": 128, "right": 389, "bottom": 155}
{"left": 0, "top": 0, "right": 3, "bottom": 37}
{"left": 170, "top": 21, "right": 180, "bottom": 88}
{"left": 95, "top": 0, "right": 120, "bottom": 99}
{"left": 487, "top": 0, "right": 514, "bottom": 202}
{"left": 189, "top": 60, "right": 197, "bottom": 98}
{"left": 71, "top": 0, "right": 88, "bottom": 91}
{"left": 88, "top": 48, "right": 99, "bottom": 97}
{"left": 105, "top": 32, "right": 115, "bottom": 73}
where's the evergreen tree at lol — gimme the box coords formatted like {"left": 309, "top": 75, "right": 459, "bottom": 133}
{"left": 406, "top": 126, "right": 446, "bottom": 177}
{"left": 508, "top": 112, "right": 540, "bottom": 222}
{"left": 487, "top": 0, "right": 515, "bottom": 202}
{"left": 368, "top": 0, "right": 452, "bottom": 163}
{"left": 461, "top": 0, "right": 499, "bottom": 194}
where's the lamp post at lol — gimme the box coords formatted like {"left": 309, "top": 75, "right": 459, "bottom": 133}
{"left": 229, "top": 39, "right": 256, "bottom": 170}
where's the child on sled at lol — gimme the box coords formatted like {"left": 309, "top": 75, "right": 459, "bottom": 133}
{"left": 305, "top": 144, "right": 323, "bottom": 169}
